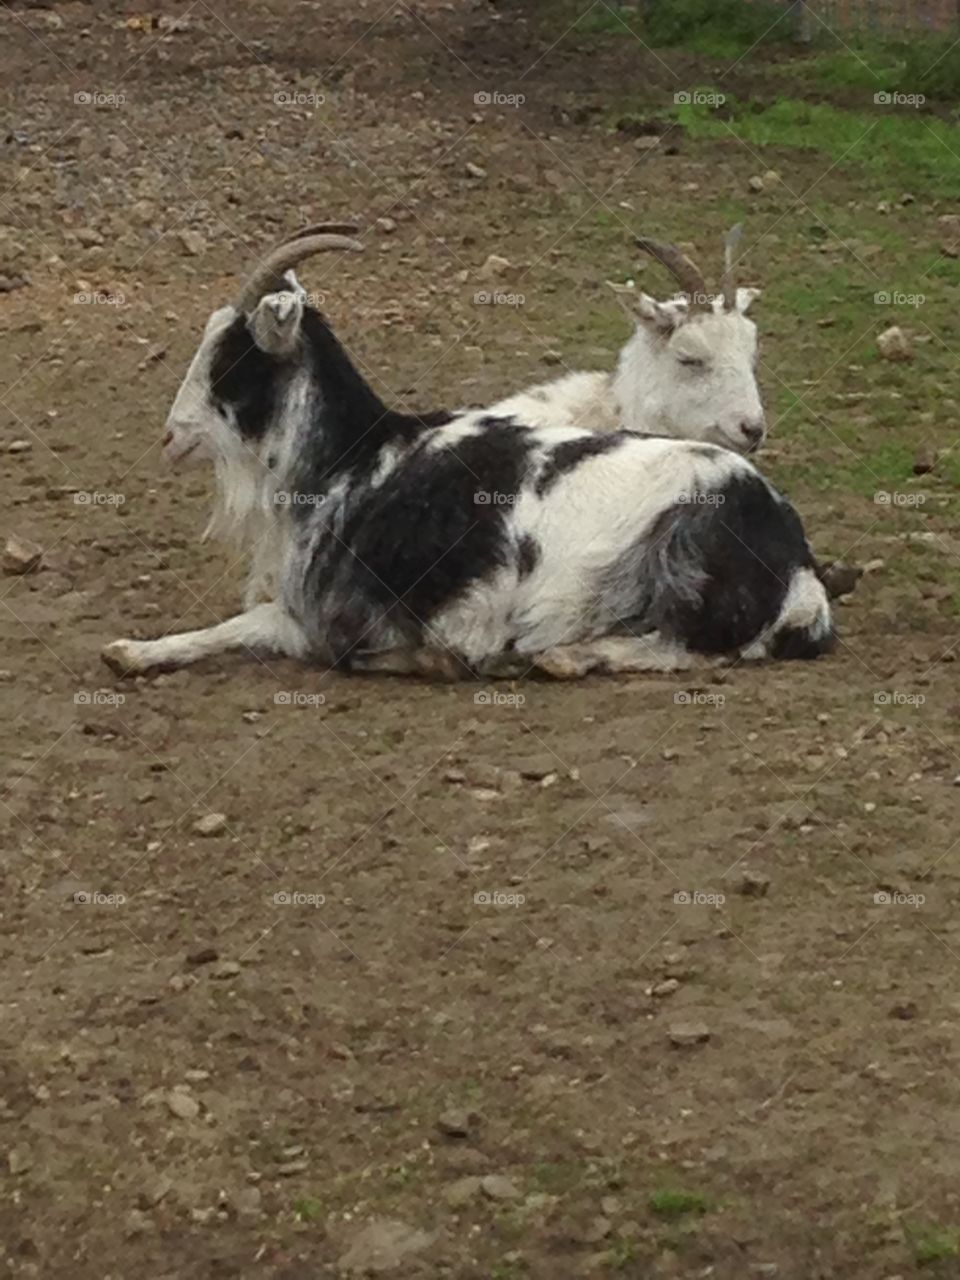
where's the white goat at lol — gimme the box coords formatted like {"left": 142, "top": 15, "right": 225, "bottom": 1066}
{"left": 102, "top": 226, "right": 833, "bottom": 681}
{"left": 489, "top": 230, "right": 766, "bottom": 454}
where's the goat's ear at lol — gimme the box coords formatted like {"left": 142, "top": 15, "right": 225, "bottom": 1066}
{"left": 736, "top": 286, "right": 762, "bottom": 314}
{"left": 607, "top": 281, "right": 684, "bottom": 334}
{"left": 249, "top": 289, "right": 305, "bottom": 356}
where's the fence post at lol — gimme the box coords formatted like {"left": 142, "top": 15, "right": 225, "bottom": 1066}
{"left": 794, "top": 0, "right": 814, "bottom": 43}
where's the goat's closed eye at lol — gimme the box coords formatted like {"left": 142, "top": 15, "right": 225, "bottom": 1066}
{"left": 678, "top": 355, "right": 705, "bottom": 370}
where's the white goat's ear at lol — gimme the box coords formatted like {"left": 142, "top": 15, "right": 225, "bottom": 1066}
{"left": 249, "top": 289, "right": 305, "bottom": 356}
{"left": 607, "top": 281, "right": 685, "bottom": 334}
{"left": 737, "top": 286, "right": 762, "bottom": 314}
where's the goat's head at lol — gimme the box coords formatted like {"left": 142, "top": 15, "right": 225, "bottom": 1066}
{"left": 161, "top": 223, "right": 364, "bottom": 472}
{"left": 609, "top": 227, "right": 766, "bottom": 454}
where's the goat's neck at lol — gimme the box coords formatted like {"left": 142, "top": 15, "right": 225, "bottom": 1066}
{"left": 610, "top": 328, "right": 659, "bottom": 432}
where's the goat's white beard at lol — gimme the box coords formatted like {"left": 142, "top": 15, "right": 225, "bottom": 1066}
{"left": 202, "top": 441, "right": 283, "bottom": 606}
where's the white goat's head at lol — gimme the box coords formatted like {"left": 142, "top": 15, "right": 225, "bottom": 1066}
{"left": 609, "top": 228, "right": 766, "bottom": 454}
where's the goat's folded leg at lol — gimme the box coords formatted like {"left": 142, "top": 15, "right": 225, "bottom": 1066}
{"left": 349, "top": 647, "right": 472, "bottom": 681}
{"left": 102, "top": 603, "right": 308, "bottom": 675}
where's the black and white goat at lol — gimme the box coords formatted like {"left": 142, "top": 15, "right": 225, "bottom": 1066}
{"left": 103, "top": 226, "right": 833, "bottom": 680}
{"left": 489, "top": 229, "right": 767, "bottom": 454}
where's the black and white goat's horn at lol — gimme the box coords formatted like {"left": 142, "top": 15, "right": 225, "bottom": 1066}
{"left": 634, "top": 236, "right": 710, "bottom": 313}
{"left": 722, "top": 223, "right": 743, "bottom": 312}
{"left": 237, "top": 224, "right": 364, "bottom": 312}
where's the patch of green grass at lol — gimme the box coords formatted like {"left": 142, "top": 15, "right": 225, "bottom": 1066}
{"left": 643, "top": 0, "right": 792, "bottom": 56}
{"left": 292, "top": 1196, "right": 323, "bottom": 1222}
{"left": 674, "top": 95, "right": 960, "bottom": 198}
{"left": 908, "top": 1223, "right": 960, "bottom": 1266}
{"left": 648, "top": 1187, "right": 712, "bottom": 1220}
{"left": 602, "top": 1234, "right": 639, "bottom": 1268}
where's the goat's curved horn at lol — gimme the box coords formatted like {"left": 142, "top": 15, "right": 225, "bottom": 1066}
{"left": 722, "top": 223, "right": 743, "bottom": 312}
{"left": 238, "top": 226, "right": 364, "bottom": 312}
{"left": 634, "top": 236, "right": 709, "bottom": 313}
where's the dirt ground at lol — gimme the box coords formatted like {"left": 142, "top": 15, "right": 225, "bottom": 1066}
{"left": 3, "top": 2, "right": 960, "bottom": 1277}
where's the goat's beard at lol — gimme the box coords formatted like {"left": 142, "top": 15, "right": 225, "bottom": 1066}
{"left": 201, "top": 441, "right": 284, "bottom": 605}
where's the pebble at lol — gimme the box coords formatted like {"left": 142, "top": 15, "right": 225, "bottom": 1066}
{"left": 445, "top": 1176, "right": 483, "bottom": 1207}
{"left": 480, "top": 1173, "right": 521, "bottom": 1200}
{"left": 465, "top": 161, "right": 487, "bottom": 180}
{"left": 3, "top": 534, "right": 43, "bottom": 575}
{"left": 165, "top": 1089, "right": 200, "bottom": 1120}
{"left": 877, "top": 325, "right": 912, "bottom": 362}
{"left": 178, "top": 229, "right": 207, "bottom": 257}
{"left": 186, "top": 946, "right": 219, "bottom": 967}
{"left": 193, "top": 812, "right": 227, "bottom": 837}
{"left": 668, "top": 1021, "right": 711, "bottom": 1048}
{"left": 212, "top": 960, "right": 241, "bottom": 979}
{"left": 650, "top": 979, "right": 680, "bottom": 997}
{"left": 748, "top": 175, "right": 765, "bottom": 192}
{"left": 437, "top": 1108, "right": 472, "bottom": 1138}
{"left": 913, "top": 447, "right": 937, "bottom": 475}
{"left": 738, "top": 870, "right": 771, "bottom": 898}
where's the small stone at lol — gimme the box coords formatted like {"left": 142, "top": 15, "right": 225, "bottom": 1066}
{"left": 738, "top": 870, "right": 771, "bottom": 898}
{"left": 8, "top": 1148, "right": 32, "bottom": 1175}
{"left": 877, "top": 325, "right": 912, "bottom": 362}
{"left": 137, "top": 1174, "right": 172, "bottom": 1208}
{"left": 668, "top": 1021, "right": 711, "bottom": 1048}
{"left": 233, "top": 1185, "right": 262, "bottom": 1217}
{"left": 478, "top": 253, "right": 512, "bottom": 281}
{"left": 193, "top": 813, "right": 227, "bottom": 837}
{"left": 7, "top": 440, "right": 32, "bottom": 454}
{"left": 211, "top": 960, "right": 241, "bottom": 979}
{"left": 445, "top": 1176, "right": 482, "bottom": 1207}
{"left": 480, "top": 1174, "right": 521, "bottom": 1201}
{"left": 124, "top": 1209, "right": 152, "bottom": 1237}
{"left": 748, "top": 175, "right": 765, "bottom": 192}
{"left": 186, "top": 946, "right": 218, "bottom": 967}
{"left": 276, "top": 1159, "right": 309, "bottom": 1175}
{"left": 178, "top": 230, "right": 206, "bottom": 257}
{"left": 75, "top": 227, "right": 103, "bottom": 248}
{"left": 3, "top": 534, "right": 43, "bottom": 575}
{"left": 583, "top": 1216, "right": 612, "bottom": 1243}
{"left": 890, "top": 1002, "right": 918, "bottom": 1020}
{"left": 651, "top": 978, "right": 679, "bottom": 998}
{"left": 338, "top": 1219, "right": 435, "bottom": 1273}
{"left": 437, "top": 1108, "right": 472, "bottom": 1138}
{"left": 913, "top": 447, "right": 937, "bottom": 475}
{"left": 763, "top": 169, "right": 780, "bottom": 187}
{"left": 0, "top": 275, "right": 28, "bottom": 293}
{"left": 376, "top": 217, "right": 397, "bottom": 234}
{"left": 165, "top": 1089, "right": 200, "bottom": 1120}
{"left": 465, "top": 161, "right": 487, "bottom": 180}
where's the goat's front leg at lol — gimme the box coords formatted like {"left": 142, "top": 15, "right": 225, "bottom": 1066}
{"left": 102, "top": 603, "right": 308, "bottom": 675}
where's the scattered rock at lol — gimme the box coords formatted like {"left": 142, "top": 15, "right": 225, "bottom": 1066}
{"left": 178, "top": 229, "right": 207, "bottom": 257}
{"left": 748, "top": 175, "right": 765, "bottom": 193}
{"left": 913, "top": 447, "right": 937, "bottom": 475}
{"left": 0, "top": 274, "right": 28, "bottom": 293}
{"left": 338, "top": 1218, "right": 435, "bottom": 1274}
{"left": 650, "top": 978, "right": 680, "bottom": 998}
{"left": 478, "top": 253, "right": 512, "bottom": 281}
{"left": 445, "top": 1176, "right": 483, "bottom": 1207}
{"left": 165, "top": 1089, "right": 200, "bottom": 1120}
{"left": 193, "top": 812, "right": 227, "bottom": 837}
{"left": 465, "top": 162, "right": 487, "bottom": 180}
{"left": 668, "top": 1021, "right": 711, "bottom": 1048}
{"left": 738, "top": 870, "right": 771, "bottom": 898}
{"left": 124, "top": 1209, "right": 152, "bottom": 1237}
{"left": 276, "top": 1158, "right": 309, "bottom": 1176}
{"left": 211, "top": 960, "right": 241, "bottom": 980}
{"left": 939, "top": 213, "right": 960, "bottom": 256}
{"left": 583, "top": 1216, "right": 612, "bottom": 1243}
{"left": 137, "top": 1174, "right": 172, "bottom": 1208}
{"left": 8, "top": 1148, "right": 32, "bottom": 1175}
{"left": 376, "top": 216, "right": 397, "bottom": 234}
{"left": 185, "top": 946, "right": 219, "bottom": 967}
{"left": 3, "top": 534, "right": 43, "bottom": 575}
{"left": 480, "top": 1174, "right": 521, "bottom": 1201}
{"left": 877, "top": 325, "right": 912, "bottom": 362}
{"left": 7, "top": 440, "right": 32, "bottom": 454}
{"left": 437, "top": 1108, "right": 473, "bottom": 1138}
{"left": 233, "top": 1185, "right": 262, "bottom": 1217}
{"left": 75, "top": 227, "right": 103, "bottom": 248}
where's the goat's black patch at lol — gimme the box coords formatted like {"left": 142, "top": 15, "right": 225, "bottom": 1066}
{"left": 536, "top": 432, "right": 629, "bottom": 497}
{"left": 303, "top": 421, "right": 533, "bottom": 662}
{"left": 769, "top": 621, "right": 835, "bottom": 660}
{"left": 209, "top": 316, "right": 287, "bottom": 440}
{"left": 517, "top": 534, "right": 540, "bottom": 579}
{"left": 605, "top": 472, "right": 825, "bottom": 657}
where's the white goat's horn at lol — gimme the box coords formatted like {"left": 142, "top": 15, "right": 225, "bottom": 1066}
{"left": 238, "top": 223, "right": 364, "bottom": 312}
{"left": 722, "top": 223, "right": 743, "bottom": 312}
{"left": 634, "top": 236, "right": 710, "bottom": 313}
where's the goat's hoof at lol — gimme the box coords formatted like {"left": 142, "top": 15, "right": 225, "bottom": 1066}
{"left": 101, "top": 639, "right": 147, "bottom": 676}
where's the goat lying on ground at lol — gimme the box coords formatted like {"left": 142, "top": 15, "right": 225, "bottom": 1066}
{"left": 102, "top": 226, "right": 834, "bottom": 680}
{"left": 491, "top": 229, "right": 767, "bottom": 455}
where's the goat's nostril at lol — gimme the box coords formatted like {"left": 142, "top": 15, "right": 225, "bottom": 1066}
{"left": 162, "top": 430, "right": 174, "bottom": 448}
{"left": 741, "top": 421, "right": 765, "bottom": 444}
